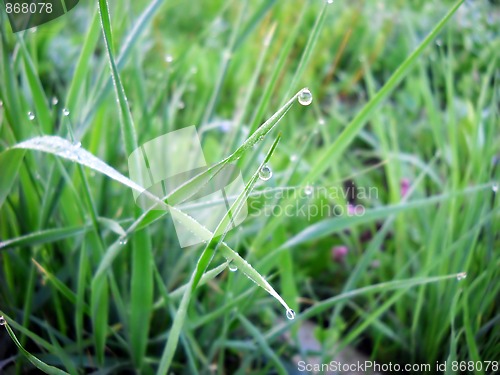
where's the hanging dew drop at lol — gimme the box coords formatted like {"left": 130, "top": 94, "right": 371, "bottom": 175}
{"left": 456, "top": 272, "right": 467, "bottom": 281}
{"left": 228, "top": 263, "right": 238, "bottom": 272}
{"left": 0, "top": 316, "right": 5, "bottom": 326}
{"left": 298, "top": 88, "right": 313, "bottom": 106}
{"left": 28, "top": 111, "right": 35, "bottom": 120}
{"left": 492, "top": 183, "right": 498, "bottom": 193}
{"left": 62, "top": 108, "right": 70, "bottom": 116}
{"left": 51, "top": 97, "right": 58, "bottom": 105}
{"left": 286, "top": 309, "right": 295, "bottom": 320}
{"left": 304, "top": 185, "right": 313, "bottom": 196}
{"left": 259, "top": 165, "right": 272, "bottom": 181}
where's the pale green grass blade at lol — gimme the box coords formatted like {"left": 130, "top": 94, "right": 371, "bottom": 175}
{"left": 0, "top": 149, "right": 25, "bottom": 208}
{"left": 276, "top": 183, "right": 490, "bottom": 251}
{"left": 0, "top": 225, "right": 91, "bottom": 251}
{"left": 98, "top": 0, "right": 138, "bottom": 154}
{"left": 265, "top": 273, "right": 465, "bottom": 341}
{"left": 1, "top": 318, "right": 69, "bottom": 375}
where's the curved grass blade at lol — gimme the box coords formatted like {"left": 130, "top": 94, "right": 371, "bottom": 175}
{"left": 1, "top": 318, "right": 69, "bottom": 375}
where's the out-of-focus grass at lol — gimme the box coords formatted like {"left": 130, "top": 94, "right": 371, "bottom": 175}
{"left": 0, "top": 0, "right": 499, "bottom": 373}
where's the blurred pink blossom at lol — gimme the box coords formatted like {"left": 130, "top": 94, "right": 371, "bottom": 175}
{"left": 401, "top": 178, "right": 411, "bottom": 197}
{"left": 332, "top": 246, "right": 348, "bottom": 263}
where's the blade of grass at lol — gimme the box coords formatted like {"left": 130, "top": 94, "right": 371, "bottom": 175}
{"left": 1, "top": 318, "right": 69, "bottom": 375}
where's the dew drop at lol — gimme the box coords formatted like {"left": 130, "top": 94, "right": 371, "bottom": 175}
{"left": 456, "top": 272, "right": 467, "bottom": 281}
{"left": 290, "top": 154, "right": 298, "bottom": 162}
{"left": 73, "top": 141, "right": 81, "bottom": 148}
{"left": 228, "top": 263, "right": 238, "bottom": 272}
{"left": 51, "top": 97, "right": 58, "bottom": 105}
{"left": 318, "top": 118, "right": 325, "bottom": 126}
{"left": 0, "top": 100, "right": 3, "bottom": 107}
{"left": 492, "top": 183, "right": 498, "bottom": 193}
{"left": 286, "top": 309, "right": 295, "bottom": 320}
{"left": 0, "top": 316, "right": 5, "bottom": 326}
{"left": 304, "top": 185, "right": 313, "bottom": 196}
{"left": 62, "top": 108, "right": 70, "bottom": 116}
{"left": 165, "top": 54, "right": 173, "bottom": 63}
{"left": 119, "top": 238, "right": 128, "bottom": 245}
{"left": 326, "top": 0, "right": 334, "bottom": 3}
{"left": 298, "top": 88, "right": 313, "bottom": 106}
{"left": 259, "top": 164, "right": 272, "bottom": 181}
{"left": 28, "top": 111, "right": 35, "bottom": 121}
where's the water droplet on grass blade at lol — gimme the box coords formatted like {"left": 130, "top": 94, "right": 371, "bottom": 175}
{"left": 28, "top": 112, "right": 35, "bottom": 120}
{"left": 492, "top": 183, "right": 498, "bottom": 193}
{"left": 165, "top": 54, "right": 173, "bottom": 63}
{"left": 326, "top": 0, "right": 334, "bottom": 3}
{"left": 228, "top": 263, "right": 238, "bottom": 272}
{"left": 286, "top": 309, "right": 295, "bottom": 320}
{"left": 298, "top": 88, "right": 313, "bottom": 106}
{"left": 119, "top": 238, "right": 128, "bottom": 245}
{"left": 456, "top": 272, "right": 467, "bottom": 281}
{"left": 259, "top": 165, "right": 272, "bottom": 181}
{"left": 304, "top": 185, "right": 313, "bottom": 196}
{"left": 0, "top": 316, "right": 5, "bottom": 326}
{"left": 73, "top": 141, "right": 81, "bottom": 148}
{"left": 62, "top": 108, "right": 70, "bottom": 116}
{"left": 51, "top": 97, "right": 58, "bottom": 105}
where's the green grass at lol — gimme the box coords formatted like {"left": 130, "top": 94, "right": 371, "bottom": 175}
{"left": 1, "top": 0, "right": 499, "bottom": 373}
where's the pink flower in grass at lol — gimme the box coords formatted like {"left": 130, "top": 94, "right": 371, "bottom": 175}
{"left": 332, "top": 246, "right": 349, "bottom": 263}
{"left": 401, "top": 178, "right": 411, "bottom": 197}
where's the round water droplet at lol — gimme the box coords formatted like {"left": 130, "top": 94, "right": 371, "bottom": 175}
{"left": 326, "top": 0, "right": 334, "bottom": 3}
{"left": 290, "top": 154, "right": 298, "bottom": 162}
{"left": 318, "top": 118, "right": 325, "bottom": 126}
{"left": 259, "top": 165, "right": 272, "bottom": 181}
{"left": 165, "top": 54, "right": 173, "bottom": 63}
{"left": 286, "top": 309, "right": 295, "bottom": 320}
{"left": 0, "top": 316, "right": 6, "bottom": 326}
{"left": 51, "top": 97, "right": 58, "bottom": 105}
{"left": 298, "top": 88, "right": 313, "bottom": 106}
{"left": 119, "top": 238, "right": 128, "bottom": 245}
{"left": 0, "top": 100, "right": 3, "bottom": 107}
{"left": 492, "top": 182, "right": 498, "bottom": 193}
{"left": 304, "top": 185, "right": 313, "bottom": 196}
{"left": 228, "top": 263, "right": 238, "bottom": 272}
{"left": 456, "top": 272, "right": 467, "bottom": 281}
{"left": 62, "top": 108, "right": 70, "bottom": 116}
{"left": 28, "top": 111, "right": 35, "bottom": 121}
{"left": 73, "top": 141, "right": 81, "bottom": 148}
